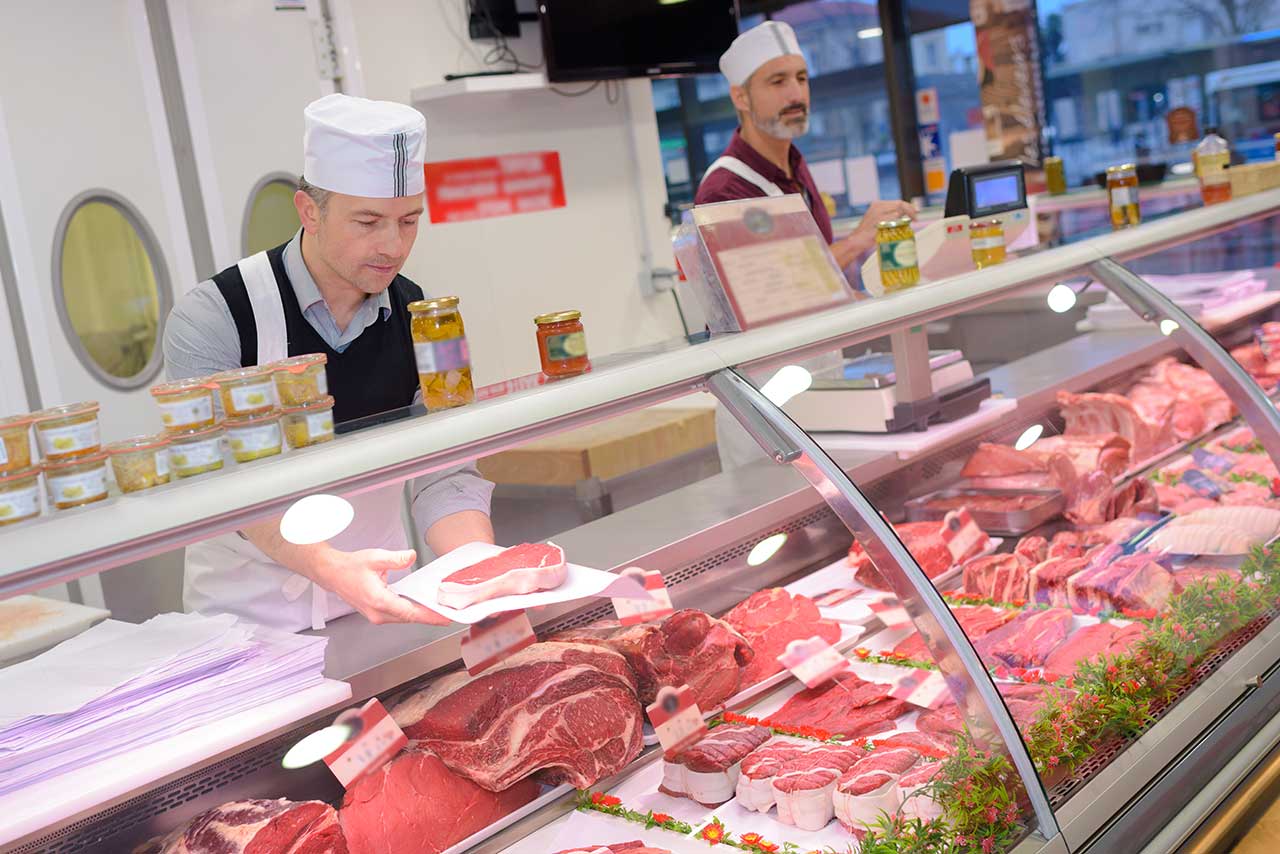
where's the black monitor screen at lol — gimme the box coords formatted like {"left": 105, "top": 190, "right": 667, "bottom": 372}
{"left": 541, "top": 1, "right": 740, "bottom": 82}
{"left": 973, "top": 173, "right": 1021, "bottom": 210}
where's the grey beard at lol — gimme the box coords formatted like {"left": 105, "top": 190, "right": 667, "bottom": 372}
{"left": 751, "top": 111, "right": 809, "bottom": 140}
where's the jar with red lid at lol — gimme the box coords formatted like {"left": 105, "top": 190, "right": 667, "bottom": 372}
{"left": 534, "top": 310, "right": 590, "bottom": 378}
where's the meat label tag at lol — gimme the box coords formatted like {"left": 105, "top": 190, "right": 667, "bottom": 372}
{"left": 647, "top": 685, "right": 707, "bottom": 757}
{"left": 1181, "top": 469, "right": 1223, "bottom": 498}
{"left": 940, "top": 509, "right": 985, "bottom": 561}
{"left": 777, "top": 636, "right": 852, "bottom": 688}
{"left": 1191, "top": 448, "right": 1234, "bottom": 474}
{"left": 870, "top": 598, "right": 910, "bottom": 628}
{"left": 323, "top": 699, "right": 408, "bottom": 788}
{"left": 887, "top": 670, "right": 950, "bottom": 709}
{"left": 461, "top": 610, "right": 537, "bottom": 675}
{"left": 612, "top": 567, "right": 675, "bottom": 626}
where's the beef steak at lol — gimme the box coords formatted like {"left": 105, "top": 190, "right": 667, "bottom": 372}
{"left": 1043, "top": 621, "right": 1146, "bottom": 675}
{"left": 154, "top": 799, "right": 347, "bottom": 854}
{"left": 436, "top": 543, "right": 567, "bottom": 609}
{"left": 892, "top": 605, "right": 1018, "bottom": 662}
{"left": 973, "top": 608, "right": 1074, "bottom": 669}
{"left": 768, "top": 672, "right": 909, "bottom": 738}
{"left": 723, "top": 588, "right": 841, "bottom": 686}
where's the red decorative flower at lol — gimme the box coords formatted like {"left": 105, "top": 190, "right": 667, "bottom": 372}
{"left": 1106, "top": 664, "right": 1120, "bottom": 679}
{"left": 1047, "top": 755, "right": 1060, "bottom": 767}
{"left": 986, "top": 806, "right": 1000, "bottom": 822}
{"left": 652, "top": 812, "right": 672, "bottom": 825}
{"left": 854, "top": 647, "right": 871, "bottom": 659}
{"left": 741, "top": 833, "right": 763, "bottom": 845}
{"left": 757, "top": 843, "right": 779, "bottom": 853}
{"left": 957, "top": 836, "right": 969, "bottom": 846}
{"left": 699, "top": 822, "right": 725, "bottom": 844}
{"left": 982, "top": 836, "right": 996, "bottom": 853}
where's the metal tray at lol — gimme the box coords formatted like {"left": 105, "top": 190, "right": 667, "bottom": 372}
{"left": 904, "top": 487, "right": 1065, "bottom": 536}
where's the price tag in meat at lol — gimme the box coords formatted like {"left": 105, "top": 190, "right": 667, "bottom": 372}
{"left": 647, "top": 685, "right": 707, "bottom": 757}
{"left": 461, "top": 610, "right": 536, "bottom": 675}
{"left": 1181, "top": 469, "right": 1223, "bottom": 499}
{"left": 612, "top": 567, "right": 675, "bottom": 626}
{"left": 323, "top": 699, "right": 408, "bottom": 788}
{"left": 1191, "top": 448, "right": 1235, "bottom": 475}
{"left": 940, "top": 508, "right": 985, "bottom": 561}
{"left": 870, "top": 598, "right": 910, "bottom": 627}
{"left": 887, "top": 669, "right": 950, "bottom": 709}
{"left": 778, "top": 635, "right": 852, "bottom": 688}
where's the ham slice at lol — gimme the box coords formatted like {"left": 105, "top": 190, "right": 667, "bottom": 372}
{"left": 436, "top": 542, "right": 567, "bottom": 609}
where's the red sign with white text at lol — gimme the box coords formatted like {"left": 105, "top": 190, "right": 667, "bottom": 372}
{"left": 424, "top": 151, "right": 566, "bottom": 224}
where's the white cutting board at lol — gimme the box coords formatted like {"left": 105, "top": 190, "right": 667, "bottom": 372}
{"left": 0, "top": 596, "right": 111, "bottom": 666}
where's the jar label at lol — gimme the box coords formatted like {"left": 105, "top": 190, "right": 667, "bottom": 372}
{"left": 1110, "top": 187, "right": 1137, "bottom": 207}
{"left": 546, "top": 331, "right": 587, "bottom": 362}
{"left": 317, "top": 371, "right": 329, "bottom": 395}
{"left": 228, "top": 422, "right": 282, "bottom": 455}
{"left": 158, "top": 395, "right": 213, "bottom": 428}
{"left": 0, "top": 440, "right": 7, "bottom": 467}
{"left": 0, "top": 483, "right": 39, "bottom": 521}
{"left": 170, "top": 438, "right": 222, "bottom": 471}
{"left": 306, "top": 411, "right": 335, "bottom": 441}
{"left": 48, "top": 467, "right": 108, "bottom": 505}
{"left": 971, "top": 236, "right": 1005, "bottom": 250}
{"left": 39, "top": 420, "right": 100, "bottom": 456}
{"left": 415, "top": 339, "right": 471, "bottom": 374}
{"left": 229, "top": 381, "right": 275, "bottom": 413}
{"left": 878, "top": 239, "right": 918, "bottom": 272}
{"left": 155, "top": 450, "right": 170, "bottom": 479}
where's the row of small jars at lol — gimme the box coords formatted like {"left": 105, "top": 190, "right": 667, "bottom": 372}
{"left": 151, "top": 353, "right": 331, "bottom": 432}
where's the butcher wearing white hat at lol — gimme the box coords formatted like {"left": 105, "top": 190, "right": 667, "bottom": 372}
{"left": 164, "top": 93, "right": 494, "bottom": 632}
{"left": 696, "top": 21, "right": 916, "bottom": 271}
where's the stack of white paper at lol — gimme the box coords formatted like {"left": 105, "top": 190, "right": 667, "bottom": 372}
{"left": 0, "top": 612, "right": 329, "bottom": 796}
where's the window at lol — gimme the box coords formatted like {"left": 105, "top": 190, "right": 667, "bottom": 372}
{"left": 54, "top": 193, "right": 169, "bottom": 386}
{"left": 243, "top": 174, "right": 301, "bottom": 256}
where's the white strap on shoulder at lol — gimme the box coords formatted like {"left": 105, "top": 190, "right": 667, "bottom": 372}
{"left": 704, "top": 156, "right": 785, "bottom": 197}
{"left": 237, "top": 250, "right": 288, "bottom": 365}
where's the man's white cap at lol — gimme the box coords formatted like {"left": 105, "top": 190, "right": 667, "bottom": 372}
{"left": 719, "top": 21, "right": 804, "bottom": 87}
{"left": 303, "top": 93, "right": 426, "bottom": 198}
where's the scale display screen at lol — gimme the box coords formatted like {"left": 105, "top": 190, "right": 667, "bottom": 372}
{"left": 973, "top": 173, "right": 1022, "bottom": 211}
{"left": 944, "top": 161, "right": 1027, "bottom": 219}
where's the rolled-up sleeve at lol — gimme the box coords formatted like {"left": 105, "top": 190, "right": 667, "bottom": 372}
{"left": 163, "top": 282, "right": 242, "bottom": 381}
{"left": 411, "top": 464, "right": 495, "bottom": 533}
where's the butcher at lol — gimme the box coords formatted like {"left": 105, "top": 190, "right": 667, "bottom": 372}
{"left": 164, "top": 93, "right": 494, "bottom": 632}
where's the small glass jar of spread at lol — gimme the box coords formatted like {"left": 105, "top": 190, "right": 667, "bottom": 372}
{"left": 271, "top": 354, "right": 329, "bottom": 407}
{"left": 106, "top": 434, "right": 171, "bottom": 494}
{"left": 281, "top": 396, "right": 336, "bottom": 449}
{"left": 168, "top": 424, "right": 226, "bottom": 478}
{"left": 212, "top": 367, "right": 276, "bottom": 418}
{"left": 1106, "top": 164, "right": 1141, "bottom": 230}
{"left": 0, "top": 414, "right": 35, "bottom": 474}
{"left": 969, "top": 219, "right": 1007, "bottom": 269}
{"left": 0, "top": 466, "right": 42, "bottom": 526}
{"left": 33, "top": 402, "right": 102, "bottom": 463}
{"left": 535, "top": 310, "right": 591, "bottom": 378}
{"left": 44, "top": 452, "right": 110, "bottom": 510}
{"left": 151, "top": 378, "right": 217, "bottom": 432}
{"left": 1044, "top": 156, "right": 1067, "bottom": 195}
{"left": 225, "top": 411, "right": 283, "bottom": 463}
{"left": 409, "top": 297, "right": 475, "bottom": 411}
{"left": 876, "top": 218, "right": 920, "bottom": 291}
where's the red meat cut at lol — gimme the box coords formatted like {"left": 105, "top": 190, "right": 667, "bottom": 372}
{"left": 1029, "top": 556, "right": 1091, "bottom": 606}
{"left": 1058, "top": 390, "right": 1174, "bottom": 461}
{"left": 871, "top": 731, "right": 953, "bottom": 759}
{"left": 1027, "top": 433, "right": 1132, "bottom": 478}
{"left": 844, "top": 746, "right": 921, "bottom": 779}
{"left": 436, "top": 542, "right": 567, "bottom": 609}
{"left": 771, "top": 742, "right": 866, "bottom": 831}
{"left": 723, "top": 588, "right": 841, "bottom": 686}
{"left": 916, "top": 706, "right": 964, "bottom": 739}
{"left": 659, "top": 723, "right": 771, "bottom": 806}
{"left": 339, "top": 748, "right": 537, "bottom": 854}
{"left": 552, "top": 610, "right": 753, "bottom": 708}
{"left": 553, "top": 844, "right": 671, "bottom": 854}
{"left": 973, "top": 607, "right": 1074, "bottom": 668}
{"left": 736, "top": 741, "right": 814, "bottom": 812}
{"left": 962, "top": 553, "right": 1031, "bottom": 602}
{"left": 145, "top": 799, "right": 347, "bottom": 854}
{"left": 892, "top": 605, "right": 1018, "bottom": 661}
{"left": 767, "top": 672, "right": 910, "bottom": 738}
{"left": 849, "top": 521, "right": 986, "bottom": 590}
{"left": 959, "top": 444, "right": 1078, "bottom": 498}
{"left": 1014, "top": 535, "right": 1048, "bottom": 564}
{"left": 1043, "top": 621, "right": 1147, "bottom": 675}
{"left": 1065, "top": 472, "right": 1159, "bottom": 526}
{"left": 392, "top": 641, "right": 643, "bottom": 791}
{"left": 1066, "top": 551, "right": 1174, "bottom": 613}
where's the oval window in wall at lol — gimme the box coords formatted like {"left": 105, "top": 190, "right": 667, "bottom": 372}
{"left": 244, "top": 174, "right": 301, "bottom": 255}
{"left": 55, "top": 193, "right": 168, "bottom": 386}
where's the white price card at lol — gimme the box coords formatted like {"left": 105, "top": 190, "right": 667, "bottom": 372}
{"left": 323, "top": 699, "right": 408, "bottom": 788}
{"left": 612, "top": 567, "right": 675, "bottom": 626}
{"left": 460, "top": 610, "right": 536, "bottom": 675}
{"left": 777, "top": 635, "right": 852, "bottom": 689}
{"left": 870, "top": 599, "right": 910, "bottom": 628}
{"left": 887, "top": 669, "right": 951, "bottom": 709}
{"left": 646, "top": 685, "right": 707, "bottom": 758}
{"left": 940, "top": 508, "right": 985, "bottom": 561}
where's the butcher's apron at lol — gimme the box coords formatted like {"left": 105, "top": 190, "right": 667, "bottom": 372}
{"left": 703, "top": 156, "right": 785, "bottom": 197}
{"left": 183, "top": 250, "right": 410, "bottom": 633}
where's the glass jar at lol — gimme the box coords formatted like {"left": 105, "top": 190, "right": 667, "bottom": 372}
{"left": 408, "top": 297, "right": 475, "bottom": 411}
{"left": 970, "top": 219, "right": 1007, "bottom": 269}
{"left": 225, "top": 411, "right": 283, "bottom": 463}
{"left": 281, "top": 396, "right": 336, "bottom": 449}
{"left": 1106, "top": 164, "right": 1141, "bottom": 230}
{"left": 212, "top": 367, "right": 276, "bottom": 418}
{"left": 0, "top": 466, "right": 41, "bottom": 526}
{"left": 271, "top": 354, "right": 329, "bottom": 407}
{"left": 106, "top": 435, "right": 171, "bottom": 494}
{"left": 0, "top": 414, "right": 35, "bottom": 474}
{"left": 168, "top": 424, "right": 226, "bottom": 478}
{"left": 151, "top": 378, "right": 216, "bottom": 432}
{"left": 44, "top": 452, "right": 109, "bottom": 510}
{"left": 876, "top": 218, "right": 920, "bottom": 291}
{"left": 33, "top": 402, "right": 101, "bottom": 463}
{"left": 1044, "top": 156, "right": 1067, "bottom": 195}
{"left": 535, "top": 310, "right": 591, "bottom": 378}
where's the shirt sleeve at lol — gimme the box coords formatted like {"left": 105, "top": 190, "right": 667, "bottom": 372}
{"left": 163, "top": 282, "right": 242, "bottom": 381}
{"left": 410, "top": 463, "right": 496, "bottom": 535}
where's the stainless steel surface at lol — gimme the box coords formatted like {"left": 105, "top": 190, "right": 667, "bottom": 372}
{"left": 904, "top": 487, "right": 1066, "bottom": 535}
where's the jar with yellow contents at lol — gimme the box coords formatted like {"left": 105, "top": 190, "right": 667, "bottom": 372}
{"left": 1106, "top": 164, "right": 1141, "bottom": 229}
{"left": 281, "top": 396, "right": 336, "bottom": 449}
{"left": 168, "top": 424, "right": 226, "bottom": 479}
{"left": 151, "top": 378, "right": 216, "bottom": 432}
{"left": 271, "top": 354, "right": 329, "bottom": 407}
{"left": 970, "top": 219, "right": 1007, "bottom": 269}
{"left": 212, "top": 367, "right": 276, "bottom": 418}
{"left": 0, "top": 466, "right": 42, "bottom": 526}
{"left": 106, "top": 435, "right": 171, "bottom": 493}
{"left": 409, "top": 297, "right": 474, "bottom": 412}
{"left": 876, "top": 218, "right": 920, "bottom": 291}
{"left": 0, "top": 414, "right": 35, "bottom": 474}
{"left": 44, "top": 452, "right": 110, "bottom": 510}
{"left": 225, "top": 411, "right": 283, "bottom": 463}
{"left": 33, "top": 402, "right": 101, "bottom": 463}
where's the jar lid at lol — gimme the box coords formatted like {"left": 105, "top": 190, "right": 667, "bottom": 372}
{"left": 280, "top": 394, "right": 335, "bottom": 415}
{"left": 211, "top": 366, "right": 270, "bottom": 384}
{"left": 151, "top": 377, "right": 214, "bottom": 397}
{"left": 106, "top": 434, "right": 171, "bottom": 454}
{"left": 270, "top": 353, "right": 328, "bottom": 374}
{"left": 1044, "top": 155, "right": 1063, "bottom": 163}
{"left": 0, "top": 413, "right": 35, "bottom": 429}
{"left": 44, "top": 451, "right": 108, "bottom": 471}
{"left": 877, "top": 218, "right": 912, "bottom": 229}
{"left": 169, "top": 423, "right": 225, "bottom": 441}
{"left": 34, "top": 401, "right": 100, "bottom": 423}
{"left": 1107, "top": 163, "right": 1136, "bottom": 173}
{"left": 534, "top": 310, "right": 582, "bottom": 325}
{"left": 970, "top": 219, "right": 1002, "bottom": 229}
{"left": 0, "top": 465, "right": 40, "bottom": 485}
{"left": 409, "top": 296, "right": 461, "bottom": 312}
{"left": 225, "top": 410, "right": 281, "bottom": 428}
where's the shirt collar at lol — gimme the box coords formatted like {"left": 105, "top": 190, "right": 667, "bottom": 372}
{"left": 726, "top": 128, "right": 805, "bottom": 187}
{"left": 283, "top": 230, "right": 392, "bottom": 319}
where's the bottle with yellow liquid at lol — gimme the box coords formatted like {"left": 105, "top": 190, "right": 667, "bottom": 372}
{"left": 1195, "top": 127, "right": 1232, "bottom": 205}
{"left": 409, "top": 296, "right": 475, "bottom": 412}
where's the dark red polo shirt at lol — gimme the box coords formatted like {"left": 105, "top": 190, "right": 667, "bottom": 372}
{"left": 695, "top": 129, "right": 835, "bottom": 244}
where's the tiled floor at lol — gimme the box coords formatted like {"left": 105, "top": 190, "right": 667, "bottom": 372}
{"left": 1232, "top": 797, "right": 1280, "bottom": 853}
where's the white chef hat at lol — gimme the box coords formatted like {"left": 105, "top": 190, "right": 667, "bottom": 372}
{"left": 303, "top": 93, "right": 426, "bottom": 198}
{"left": 719, "top": 21, "right": 804, "bottom": 87}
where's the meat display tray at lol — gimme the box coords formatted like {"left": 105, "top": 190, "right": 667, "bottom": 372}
{"left": 904, "top": 488, "right": 1065, "bottom": 536}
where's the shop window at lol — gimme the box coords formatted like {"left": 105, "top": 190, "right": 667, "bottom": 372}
{"left": 243, "top": 174, "right": 301, "bottom": 256}
{"left": 54, "top": 193, "right": 168, "bottom": 387}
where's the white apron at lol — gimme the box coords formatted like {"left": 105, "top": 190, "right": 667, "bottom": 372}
{"left": 703, "top": 156, "right": 785, "bottom": 197}
{"left": 183, "top": 250, "right": 411, "bottom": 633}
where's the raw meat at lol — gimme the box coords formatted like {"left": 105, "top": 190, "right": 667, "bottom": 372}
{"left": 436, "top": 542, "right": 567, "bottom": 609}
{"left": 1081, "top": 517, "right": 1151, "bottom": 546}
{"left": 1015, "top": 535, "right": 1049, "bottom": 564}
{"left": 961, "top": 443, "right": 1045, "bottom": 478}
{"left": 723, "top": 589, "right": 841, "bottom": 686}
{"left": 1028, "top": 433, "right": 1132, "bottom": 478}
{"left": 849, "top": 521, "right": 987, "bottom": 590}
{"left": 921, "top": 493, "right": 1048, "bottom": 513}
{"left": 1167, "top": 506, "right": 1280, "bottom": 542}
{"left": 1058, "top": 390, "right": 1174, "bottom": 461}
{"left": 339, "top": 748, "right": 537, "bottom": 854}
{"left": 771, "top": 743, "right": 866, "bottom": 831}
{"left": 962, "top": 553, "right": 1031, "bottom": 602}
{"left": 834, "top": 753, "right": 912, "bottom": 831}
{"left": 1047, "top": 531, "right": 1087, "bottom": 559}
{"left": 552, "top": 610, "right": 753, "bottom": 708}
{"left": 1066, "top": 473, "right": 1158, "bottom": 525}
{"left": 871, "top": 731, "right": 953, "bottom": 759}
{"left": 1173, "top": 562, "right": 1243, "bottom": 591}
{"left": 974, "top": 608, "right": 1074, "bottom": 668}
{"left": 1029, "top": 556, "right": 1091, "bottom": 606}
{"left": 916, "top": 706, "right": 964, "bottom": 739}
{"left": 846, "top": 746, "right": 922, "bottom": 778}
{"left": 151, "top": 799, "right": 347, "bottom": 854}
{"left": 736, "top": 741, "right": 814, "bottom": 812}
{"left": 553, "top": 845, "right": 670, "bottom": 854}
{"left": 1067, "top": 552, "right": 1174, "bottom": 613}
{"left": 392, "top": 641, "right": 643, "bottom": 791}
{"left": 961, "top": 444, "right": 1078, "bottom": 498}
{"left": 892, "top": 605, "right": 1018, "bottom": 661}
{"left": 659, "top": 724, "right": 771, "bottom": 806}
{"left": 897, "top": 762, "right": 945, "bottom": 820}
{"left": 1043, "top": 621, "right": 1147, "bottom": 675}
{"left": 768, "top": 672, "right": 911, "bottom": 739}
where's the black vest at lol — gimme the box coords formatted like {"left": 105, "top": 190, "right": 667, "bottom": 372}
{"left": 211, "top": 241, "right": 422, "bottom": 425}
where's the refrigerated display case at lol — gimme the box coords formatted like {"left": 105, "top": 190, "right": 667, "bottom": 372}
{"left": 4, "top": 189, "right": 1280, "bottom": 854}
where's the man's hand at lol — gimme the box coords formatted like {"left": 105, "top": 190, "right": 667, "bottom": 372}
{"left": 313, "top": 547, "right": 452, "bottom": 626}
{"left": 832, "top": 199, "right": 919, "bottom": 269}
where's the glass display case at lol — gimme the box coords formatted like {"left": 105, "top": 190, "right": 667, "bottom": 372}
{"left": 3, "top": 189, "right": 1280, "bottom": 854}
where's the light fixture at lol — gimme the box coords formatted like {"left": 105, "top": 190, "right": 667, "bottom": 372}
{"left": 1046, "top": 283, "right": 1078, "bottom": 313}
{"left": 1160, "top": 319, "right": 1180, "bottom": 336}
{"left": 747, "top": 533, "right": 788, "bottom": 567}
{"left": 281, "top": 723, "right": 353, "bottom": 769}
{"left": 857, "top": 26, "right": 883, "bottom": 39}
{"left": 1014, "top": 424, "right": 1044, "bottom": 451}
{"left": 279, "top": 494, "right": 355, "bottom": 545}
{"left": 760, "top": 365, "right": 813, "bottom": 407}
